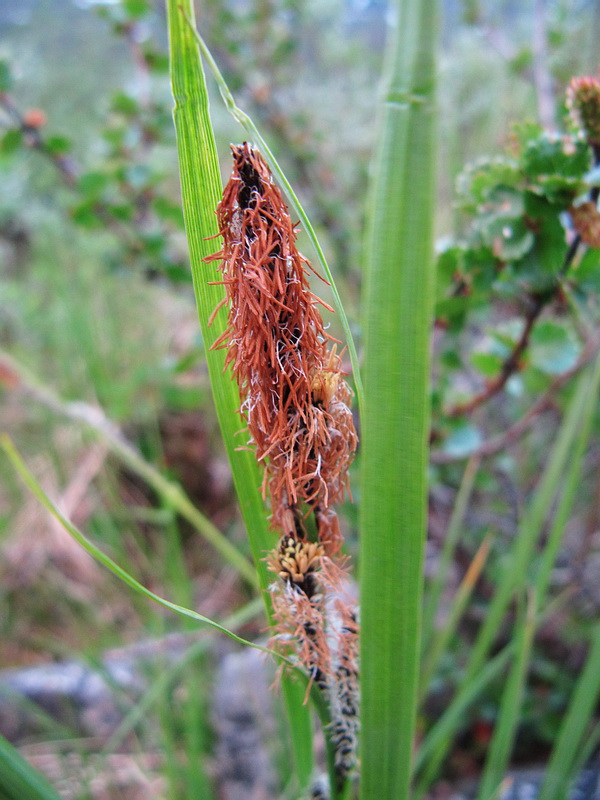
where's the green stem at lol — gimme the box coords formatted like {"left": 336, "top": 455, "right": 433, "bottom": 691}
{"left": 359, "top": 1, "right": 437, "bottom": 798}
{"left": 0, "top": 349, "right": 258, "bottom": 588}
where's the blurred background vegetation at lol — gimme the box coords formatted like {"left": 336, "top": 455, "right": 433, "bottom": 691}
{"left": 2, "top": 0, "right": 600, "bottom": 797}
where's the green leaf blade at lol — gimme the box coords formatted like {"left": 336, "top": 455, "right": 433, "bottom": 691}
{"left": 359, "top": 2, "right": 438, "bottom": 798}
{"left": 165, "top": 3, "right": 314, "bottom": 787}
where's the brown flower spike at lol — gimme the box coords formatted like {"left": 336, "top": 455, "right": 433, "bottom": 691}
{"left": 207, "top": 142, "right": 357, "bottom": 553}
{"left": 567, "top": 75, "right": 600, "bottom": 147}
{"left": 208, "top": 144, "right": 360, "bottom": 787}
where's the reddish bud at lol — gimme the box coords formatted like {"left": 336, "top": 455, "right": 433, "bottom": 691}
{"left": 23, "top": 108, "right": 47, "bottom": 128}
{"left": 566, "top": 75, "right": 600, "bottom": 147}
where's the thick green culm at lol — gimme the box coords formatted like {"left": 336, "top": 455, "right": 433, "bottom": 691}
{"left": 359, "top": 1, "right": 437, "bottom": 798}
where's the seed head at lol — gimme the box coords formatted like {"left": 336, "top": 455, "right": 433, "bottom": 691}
{"left": 569, "top": 201, "right": 600, "bottom": 248}
{"left": 567, "top": 75, "right": 600, "bottom": 147}
{"left": 207, "top": 143, "right": 357, "bottom": 549}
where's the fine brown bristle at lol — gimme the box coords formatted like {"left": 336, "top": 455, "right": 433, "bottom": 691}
{"left": 206, "top": 142, "right": 357, "bottom": 551}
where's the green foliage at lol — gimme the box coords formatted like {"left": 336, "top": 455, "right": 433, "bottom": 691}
{"left": 359, "top": 2, "right": 436, "bottom": 797}
{"left": 0, "top": 735, "right": 61, "bottom": 800}
{"left": 433, "top": 117, "right": 600, "bottom": 444}
{"left": 3, "top": 2, "right": 600, "bottom": 799}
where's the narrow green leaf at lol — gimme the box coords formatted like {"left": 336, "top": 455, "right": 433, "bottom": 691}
{"left": 476, "top": 593, "right": 536, "bottom": 800}
{"left": 103, "top": 599, "right": 264, "bottom": 752}
{"left": 165, "top": 1, "right": 314, "bottom": 786}
{"left": 538, "top": 624, "right": 600, "bottom": 800}
{"left": 414, "top": 593, "right": 573, "bottom": 795}
{"left": 534, "top": 351, "right": 600, "bottom": 602}
{"left": 0, "top": 348, "right": 258, "bottom": 588}
{"left": 465, "top": 365, "right": 594, "bottom": 682}
{"left": 0, "top": 735, "right": 62, "bottom": 800}
{"left": 0, "top": 436, "right": 277, "bottom": 659}
{"left": 420, "top": 533, "right": 491, "bottom": 700}
{"left": 359, "top": 1, "right": 437, "bottom": 798}
{"left": 417, "top": 363, "right": 600, "bottom": 790}
{"left": 413, "top": 646, "right": 513, "bottom": 797}
{"left": 422, "top": 456, "right": 480, "bottom": 650}
{"left": 165, "top": 0, "right": 273, "bottom": 589}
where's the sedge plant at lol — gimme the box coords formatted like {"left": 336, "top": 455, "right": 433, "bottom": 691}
{"left": 167, "top": 4, "right": 600, "bottom": 798}
{"left": 6, "top": 2, "right": 600, "bottom": 799}
{"left": 166, "top": 0, "right": 436, "bottom": 797}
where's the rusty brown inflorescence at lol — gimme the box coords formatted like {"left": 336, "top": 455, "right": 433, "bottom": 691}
{"left": 207, "top": 142, "right": 357, "bottom": 554}
{"left": 208, "top": 143, "right": 360, "bottom": 786}
{"left": 567, "top": 75, "right": 600, "bottom": 148}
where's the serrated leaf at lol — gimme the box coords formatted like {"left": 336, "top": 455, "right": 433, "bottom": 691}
{"left": 512, "top": 121, "right": 544, "bottom": 150}
{"left": 486, "top": 186, "right": 525, "bottom": 216}
{"left": 522, "top": 134, "right": 590, "bottom": 181}
{"left": 477, "top": 214, "right": 534, "bottom": 261}
{"left": 535, "top": 174, "right": 582, "bottom": 206}
{"left": 520, "top": 193, "right": 569, "bottom": 281}
{"left": 457, "top": 156, "right": 521, "bottom": 207}
{"left": 530, "top": 321, "right": 580, "bottom": 375}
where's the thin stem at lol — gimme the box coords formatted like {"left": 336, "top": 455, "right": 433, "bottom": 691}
{"left": 433, "top": 316, "right": 600, "bottom": 464}
{"left": 0, "top": 349, "right": 258, "bottom": 588}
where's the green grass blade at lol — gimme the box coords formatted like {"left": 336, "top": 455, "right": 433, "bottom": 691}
{"left": 534, "top": 351, "right": 600, "bottom": 603}
{"left": 103, "top": 598, "right": 264, "bottom": 753}
{"left": 413, "top": 645, "right": 513, "bottom": 797}
{"left": 359, "top": 1, "right": 437, "bottom": 798}
{"left": 413, "top": 591, "right": 573, "bottom": 796}
{"left": 0, "top": 735, "right": 62, "bottom": 800}
{"left": 476, "top": 593, "right": 536, "bottom": 800}
{"left": 566, "top": 719, "right": 600, "bottom": 789}
{"left": 183, "top": 18, "right": 363, "bottom": 410}
{"left": 165, "top": 0, "right": 273, "bottom": 591}
{"left": 537, "top": 624, "right": 600, "bottom": 800}
{"left": 422, "top": 455, "right": 480, "bottom": 651}
{"left": 165, "top": 1, "right": 313, "bottom": 787}
{"left": 1, "top": 435, "right": 278, "bottom": 658}
{"left": 415, "top": 363, "right": 600, "bottom": 792}
{"left": 0, "top": 348, "right": 258, "bottom": 588}
{"left": 420, "top": 533, "right": 492, "bottom": 701}
{"left": 464, "top": 366, "right": 595, "bottom": 683}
